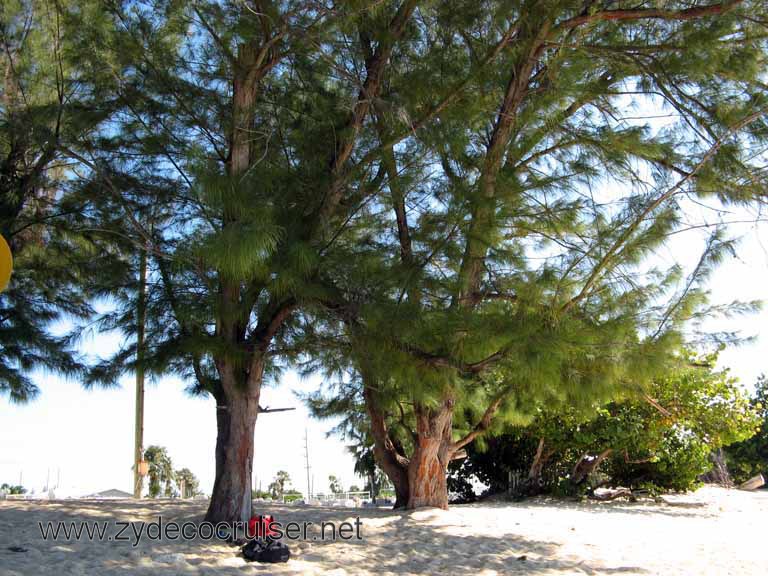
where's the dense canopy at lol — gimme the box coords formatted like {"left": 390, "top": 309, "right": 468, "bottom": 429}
{"left": 1, "top": 0, "right": 767, "bottom": 518}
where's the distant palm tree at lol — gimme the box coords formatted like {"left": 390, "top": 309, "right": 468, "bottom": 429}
{"left": 175, "top": 468, "right": 199, "bottom": 499}
{"left": 1, "top": 483, "right": 26, "bottom": 495}
{"left": 268, "top": 470, "right": 291, "bottom": 499}
{"left": 144, "top": 446, "right": 174, "bottom": 498}
{"left": 328, "top": 475, "right": 343, "bottom": 494}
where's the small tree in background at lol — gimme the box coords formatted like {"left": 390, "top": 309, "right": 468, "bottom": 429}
{"left": 144, "top": 446, "right": 174, "bottom": 499}
{"left": 174, "top": 468, "right": 200, "bottom": 499}
{"left": 328, "top": 475, "right": 344, "bottom": 494}
{"left": 268, "top": 471, "right": 291, "bottom": 500}
{"left": 283, "top": 489, "right": 305, "bottom": 503}
{"left": 0, "top": 483, "right": 26, "bottom": 495}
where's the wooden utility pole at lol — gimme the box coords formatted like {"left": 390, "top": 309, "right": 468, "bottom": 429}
{"left": 133, "top": 247, "right": 147, "bottom": 498}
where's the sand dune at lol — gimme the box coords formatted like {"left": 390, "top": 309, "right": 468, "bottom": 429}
{"left": 1, "top": 486, "right": 765, "bottom": 575}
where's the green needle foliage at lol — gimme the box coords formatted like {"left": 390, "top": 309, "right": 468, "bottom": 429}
{"left": 302, "top": 0, "right": 768, "bottom": 507}
{"left": 0, "top": 0, "right": 126, "bottom": 402}
{"left": 72, "top": 0, "right": 432, "bottom": 522}
{"left": 5, "top": 0, "right": 766, "bottom": 513}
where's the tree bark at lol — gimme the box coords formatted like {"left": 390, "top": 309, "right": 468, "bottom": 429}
{"left": 205, "top": 40, "right": 266, "bottom": 525}
{"left": 407, "top": 436, "right": 450, "bottom": 509}
{"left": 406, "top": 400, "right": 454, "bottom": 509}
{"left": 570, "top": 449, "right": 613, "bottom": 487}
{"left": 523, "top": 437, "right": 554, "bottom": 495}
{"left": 528, "top": 438, "right": 548, "bottom": 481}
{"left": 205, "top": 385, "right": 260, "bottom": 524}
{"left": 362, "top": 384, "right": 410, "bottom": 508}
{"left": 701, "top": 447, "right": 733, "bottom": 487}
{"left": 391, "top": 477, "right": 409, "bottom": 508}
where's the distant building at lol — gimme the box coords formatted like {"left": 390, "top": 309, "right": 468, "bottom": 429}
{"left": 83, "top": 488, "right": 134, "bottom": 499}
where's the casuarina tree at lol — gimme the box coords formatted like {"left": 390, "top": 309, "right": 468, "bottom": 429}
{"left": 80, "top": 0, "right": 435, "bottom": 523}
{"left": 305, "top": 0, "right": 768, "bottom": 508}
{"left": 0, "top": 0, "right": 130, "bottom": 402}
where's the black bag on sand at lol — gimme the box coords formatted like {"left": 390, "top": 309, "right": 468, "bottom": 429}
{"left": 242, "top": 539, "right": 291, "bottom": 563}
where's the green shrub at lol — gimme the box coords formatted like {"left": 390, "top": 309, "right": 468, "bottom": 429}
{"left": 725, "top": 376, "right": 768, "bottom": 484}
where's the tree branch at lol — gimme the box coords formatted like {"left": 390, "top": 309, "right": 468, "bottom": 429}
{"left": 556, "top": 1, "right": 743, "bottom": 31}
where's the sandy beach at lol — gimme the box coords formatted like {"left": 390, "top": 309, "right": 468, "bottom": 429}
{"left": 1, "top": 486, "right": 765, "bottom": 575}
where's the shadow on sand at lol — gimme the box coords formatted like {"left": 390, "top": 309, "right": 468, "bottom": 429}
{"left": 0, "top": 499, "right": 656, "bottom": 575}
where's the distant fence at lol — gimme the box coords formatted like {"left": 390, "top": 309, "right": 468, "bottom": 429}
{"left": 311, "top": 491, "right": 371, "bottom": 502}
{"left": 252, "top": 491, "right": 373, "bottom": 505}
{"left": 506, "top": 469, "right": 560, "bottom": 497}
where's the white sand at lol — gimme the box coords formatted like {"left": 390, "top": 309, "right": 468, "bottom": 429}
{"left": 1, "top": 486, "right": 765, "bottom": 575}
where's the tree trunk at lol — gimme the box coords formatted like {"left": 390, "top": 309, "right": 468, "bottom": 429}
{"left": 407, "top": 436, "right": 450, "bottom": 509}
{"left": 406, "top": 400, "right": 454, "bottom": 510}
{"left": 204, "top": 43, "right": 264, "bottom": 526}
{"left": 702, "top": 448, "right": 733, "bottom": 487}
{"left": 369, "top": 470, "right": 377, "bottom": 505}
{"left": 391, "top": 475, "right": 409, "bottom": 508}
{"left": 524, "top": 437, "right": 553, "bottom": 495}
{"left": 528, "top": 438, "right": 548, "bottom": 481}
{"left": 205, "top": 385, "right": 260, "bottom": 524}
{"left": 362, "top": 384, "right": 410, "bottom": 508}
{"left": 571, "top": 449, "right": 613, "bottom": 487}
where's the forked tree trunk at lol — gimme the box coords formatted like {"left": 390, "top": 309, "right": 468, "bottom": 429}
{"left": 204, "top": 43, "right": 264, "bottom": 526}
{"left": 570, "top": 449, "right": 613, "bottom": 487}
{"left": 205, "top": 384, "right": 261, "bottom": 524}
{"left": 406, "top": 400, "right": 454, "bottom": 510}
{"left": 363, "top": 385, "right": 410, "bottom": 508}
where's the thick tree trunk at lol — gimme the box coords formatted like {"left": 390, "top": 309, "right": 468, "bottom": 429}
{"left": 205, "top": 385, "right": 260, "bottom": 524}
{"left": 407, "top": 436, "right": 450, "bottom": 509}
{"left": 204, "top": 42, "right": 265, "bottom": 526}
{"left": 209, "top": 395, "right": 230, "bottom": 506}
{"left": 406, "top": 400, "right": 454, "bottom": 510}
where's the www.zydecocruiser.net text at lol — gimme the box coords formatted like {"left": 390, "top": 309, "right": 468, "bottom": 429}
{"left": 37, "top": 517, "right": 363, "bottom": 546}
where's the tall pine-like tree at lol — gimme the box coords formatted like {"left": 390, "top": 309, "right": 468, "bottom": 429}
{"left": 304, "top": 0, "right": 768, "bottom": 508}
{"left": 83, "top": 0, "right": 429, "bottom": 523}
